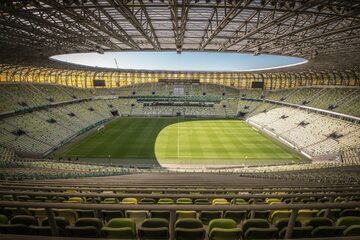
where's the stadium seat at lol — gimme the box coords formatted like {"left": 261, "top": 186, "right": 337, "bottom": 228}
{"left": 101, "top": 218, "right": 136, "bottom": 239}
{"left": 63, "top": 197, "right": 84, "bottom": 203}
{"left": 0, "top": 223, "right": 29, "bottom": 235}
{"left": 67, "top": 225, "right": 101, "bottom": 238}
{"left": 248, "top": 210, "right": 270, "bottom": 219}
{"left": 336, "top": 216, "right": 360, "bottom": 227}
{"left": 158, "top": 198, "right": 174, "bottom": 205}
{"left": 28, "top": 208, "right": 47, "bottom": 221}
{"left": 317, "top": 208, "right": 341, "bottom": 220}
{"left": 139, "top": 198, "right": 156, "bottom": 205}
{"left": 343, "top": 225, "right": 360, "bottom": 236}
{"left": 304, "top": 217, "right": 333, "bottom": 228}
{"left": 121, "top": 198, "right": 138, "bottom": 204}
{"left": 212, "top": 199, "right": 230, "bottom": 205}
{"left": 101, "top": 198, "right": 117, "bottom": 204}
{"left": 340, "top": 209, "right": 360, "bottom": 217}
{"left": 176, "top": 198, "right": 193, "bottom": 205}
{"left": 296, "top": 209, "right": 318, "bottom": 225}
{"left": 76, "top": 209, "right": 96, "bottom": 218}
{"left": 269, "top": 210, "right": 291, "bottom": 224}
{"left": 208, "top": 218, "right": 242, "bottom": 240}
{"left": 278, "top": 226, "right": 312, "bottom": 239}
{"left": 176, "top": 211, "right": 197, "bottom": 220}
{"left": 244, "top": 227, "right": 278, "bottom": 239}
{"left": 10, "top": 215, "right": 38, "bottom": 226}
{"left": 174, "top": 218, "right": 205, "bottom": 240}
{"left": 138, "top": 218, "right": 169, "bottom": 240}
{"left": 194, "top": 199, "right": 211, "bottom": 205}
{"left": 242, "top": 219, "right": 271, "bottom": 234}
{"left": 224, "top": 211, "right": 246, "bottom": 224}
{"left": 66, "top": 218, "right": 103, "bottom": 238}
{"left": 231, "top": 198, "right": 248, "bottom": 205}
{"left": 53, "top": 209, "right": 78, "bottom": 225}
{"left": 0, "top": 214, "right": 8, "bottom": 224}
{"left": 101, "top": 210, "right": 124, "bottom": 222}
{"left": 126, "top": 210, "right": 149, "bottom": 225}
{"left": 311, "top": 226, "right": 346, "bottom": 238}
{"left": 151, "top": 211, "right": 170, "bottom": 221}
{"left": 274, "top": 218, "right": 301, "bottom": 231}
{"left": 42, "top": 217, "right": 70, "bottom": 230}
{"left": 199, "top": 211, "right": 222, "bottom": 225}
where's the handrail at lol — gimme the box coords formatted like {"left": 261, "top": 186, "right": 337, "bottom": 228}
{"left": 1, "top": 201, "right": 360, "bottom": 240}
{"left": 1, "top": 185, "right": 359, "bottom": 193}
{"left": 1, "top": 190, "right": 360, "bottom": 199}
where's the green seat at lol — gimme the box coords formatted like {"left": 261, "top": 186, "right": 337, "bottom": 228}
{"left": 248, "top": 210, "right": 270, "bottom": 219}
{"left": 28, "top": 225, "right": 53, "bottom": 236}
{"left": 140, "top": 198, "right": 156, "bottom": 205}
{"left": 10, "top": 215, "right": 38, "bottom": 226}
{"left": 101, "top": 218, "right": 136, "bottom": 239}
{"left": 317, "top": 209, "right": 341, "bottom": 220}
{"left": 101, "top": 210, "right": 124, "bottom": 222}
{"left": 274, "top": 218, "right": 301, "bottom": 231}
{"left": 311, "top": 226, "right": 346, "bottom": 238}
{"left": 42, "top": 217, "right": 70, "bottom": 230}
{"left": 151, "top": 211, "right": 170, "bottom": 221}
{"left": 158, "top": 198, "right": 174, "bottom": 205}
{"left": 199, "top": 211, "right": 222, "bottom": 225}
{"left": 74, "top": 218, "right": 103, "bottom": 230}
{"left": 66, "top": 226, "right": 101, "bottom": 238}
{"left": 101, "top": 198, "right": 117, "bottom": 204}
{"left": 224, "top": 211, "right": 246, "bottom": 224}
{"left": 340, "top": 209, "right": 360, "bottom": 217}
{"left": 242, "top": 219, "right": 270, "bottom": 234}
{"left": 175, "top": 218, "right": 205, "bottom": 240}
{"left": 138, "top": 218, "right": 169, "bottom": 240}
{"left": 344, "top": 224, "right": 360, "bottom": 236}
{"left": 195, "top": 199, "right": 211, "bottom": 205}
{"left": 231, "top": 198, "right": 248, "bottom": 205}
{"left": 336, "top": 216, "right": 360, "bottom": 227}
{"left": 0, "top": 224, "right": 29, "bottom": 235}
{"left": 244, "top": 227, "right": 278, "bottom": 239}
{"left": 305, "top": 217, "right": 333, "bottom": 228}
{"left": 76, "top": 209, "right": 95, "bottom": 218}
{"left": 0, "top": 214, "right": 8, "bottom": 224}
{"left": 176, "top": 198, "right": 193, "bottom": 205}
{"left": 208, "top": 218, "right": 242, "bottom": 240}
{"left": 176, "top": 211, "right": 197, "bottom": 220}
{"left": 278, "top": 226, "right": 312, "bottom": 239}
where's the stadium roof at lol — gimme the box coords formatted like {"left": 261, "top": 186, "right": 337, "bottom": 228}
{"left": 0, "top": 0, "right": 360, "bottom": 72}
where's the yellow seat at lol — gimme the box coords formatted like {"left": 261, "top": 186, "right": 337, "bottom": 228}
{"left": 297, "top": 210, "right": 319, "bottom": 225}
{"left": 212, "top": 198, "right": 229, "bottom": 205}
{"left": 176, "top": 211, "right": 197, "bottom": 219}
{"left": 28, "top": 208, "right": 47, "bottom": 222}
{"left": 270, "top": 210, "right": 291, "bottom": 224}
{"left": 54, "top": 209, "right": 78, "bottom": 225}
{"left": 121, "top": 198, "right": 138, "bottom": 204}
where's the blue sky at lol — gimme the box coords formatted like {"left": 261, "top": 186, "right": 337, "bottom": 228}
{"left": 51, "top": 51, "right": 307, "bottom": 72}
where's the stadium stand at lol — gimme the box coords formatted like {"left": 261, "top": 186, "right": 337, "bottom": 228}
{"left": 1, "top": 1, "right": 360, "bottom": 238}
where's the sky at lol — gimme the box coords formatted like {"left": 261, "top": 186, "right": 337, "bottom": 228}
{"left": 51, "top": 51, "right": 307, "bottom": 72}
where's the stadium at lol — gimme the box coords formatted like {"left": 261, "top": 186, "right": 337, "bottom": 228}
{"left": 0, "top": 0, "right": 360, "bottom": 239}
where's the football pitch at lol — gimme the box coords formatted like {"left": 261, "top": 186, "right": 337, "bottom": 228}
{"left": 56, "top": 117, "right": 304, "bottom": 166}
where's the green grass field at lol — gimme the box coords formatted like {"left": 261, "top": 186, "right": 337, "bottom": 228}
{"left": 56, "top": 117, "right": 304, "bottom": 166}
